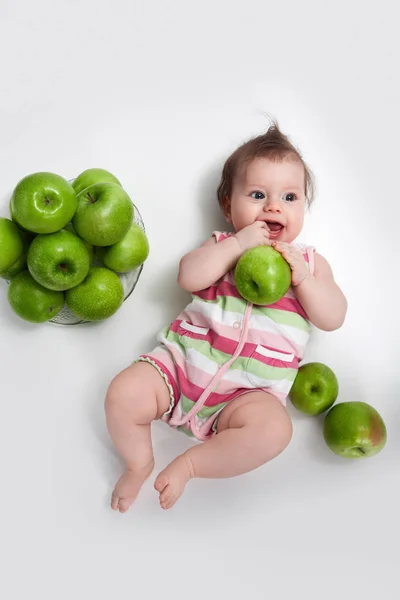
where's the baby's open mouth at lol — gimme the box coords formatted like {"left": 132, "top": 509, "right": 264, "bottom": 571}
{"left": 266, "top": 221, "right": 283, "bottom": 233}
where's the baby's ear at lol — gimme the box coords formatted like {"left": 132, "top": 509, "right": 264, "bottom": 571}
{"left": 221, "top": 196, "right": 231, "bottom": 223}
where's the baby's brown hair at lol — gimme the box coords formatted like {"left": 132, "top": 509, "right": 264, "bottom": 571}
{"left": 217, "top": 120, "right": 315, "bottom": 215}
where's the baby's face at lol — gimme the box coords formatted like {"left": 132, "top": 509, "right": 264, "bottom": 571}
{"left": 225, "top": 156, "right": 306, "bottom": 243}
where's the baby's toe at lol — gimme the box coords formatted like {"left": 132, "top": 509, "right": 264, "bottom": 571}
{"left": 118, "top": 498, "right": 132, "bottom": 513}
{"left": 111, "top": 494, "right": 120, "bottom": 511}
{"left": 160, "top": 485, "right": 175, "bottom": 509}
{"left": 154, "top": 475, "right": 168, "bottom": 493}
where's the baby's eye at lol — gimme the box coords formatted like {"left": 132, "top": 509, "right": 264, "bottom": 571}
{"left": 250, "top": 191, "right": 265, "bottom": 200}
{"left": 284, "top": 193, "right": 297, "bottom": 202}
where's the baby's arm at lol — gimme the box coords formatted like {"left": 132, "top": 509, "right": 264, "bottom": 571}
{"left": 178, "top": 236, "right": 242, "bottom": 292}
{"left": 293, "top": 252, "right": 347, "bottom": 331}
{"left": 178, "top": 222, "right": 270, "bottom": 292}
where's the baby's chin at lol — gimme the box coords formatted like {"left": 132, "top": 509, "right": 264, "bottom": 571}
{"left": 268, "top": 228, "right": 296, "bottom": 244}
{"left": 273, "top": 227, "right": 301, "bottom": 245}
{"left": 278, "top": 234, "right": 297, "bottom": 244}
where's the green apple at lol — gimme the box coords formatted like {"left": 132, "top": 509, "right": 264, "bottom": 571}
{"left": 27, "top": 229, "right": 91, "bottom": 291}
{"left": 72, "top": 168, "right": 122, "bottom": 196}
{"left": 7, "top": 270, "right": 64, "bottom": 323}
{"left": 72, "top": 182, "right": 133, "bottom": 247}
{"left": 289, "top": 362, "right": 339, "bottom": 415}
{"left": 0, "top": 229, "right": 36, "bottom": 280}
{"left": 234, "top": 245, "right": 291, "bottom": 305}
{"left": 323, "top": 401, "right": 387, "bottom": 458}
{"left": 10, "top": 172, "right": 77, "bottom": 234}
{"left": 65, "top": 266, "right": 124, "bottom": 321}
{"left": 95, "top": 222, "right": 149, "bottom": 273}
{"left": 0, "top": 217, "right": 24, "bottom": 271}
{"left": 64, "top": 222, "right": 94, "bottom": 263}
{"left": 0, "top": 252, "right": 27, "bottom": 280}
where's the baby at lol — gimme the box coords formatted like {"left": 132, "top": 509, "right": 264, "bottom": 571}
{"left": 105, "top": 122, "right": 348, "bottom": 512}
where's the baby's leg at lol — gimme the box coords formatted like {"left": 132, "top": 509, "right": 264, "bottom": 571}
{"left": 155, "top": 391, "right": 292, "bottom": 509}
{"left": 105, "top": 361, "right": 170, "bottom": 513}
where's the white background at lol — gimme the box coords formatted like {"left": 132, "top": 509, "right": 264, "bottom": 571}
{"left": 0, "top": 1, "right": 399, "bottom": 598}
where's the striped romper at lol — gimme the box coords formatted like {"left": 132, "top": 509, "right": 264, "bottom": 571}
{"left": 137, "top": 231, "right": 315, "bottom": 442}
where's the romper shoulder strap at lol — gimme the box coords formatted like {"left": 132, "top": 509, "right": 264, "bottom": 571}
{"left": 212, "top": 231, "right": 233, "bottom": 243}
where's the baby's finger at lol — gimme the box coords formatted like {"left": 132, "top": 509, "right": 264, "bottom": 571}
{"left": 256, "top": 221, "right": 268, "bottom": 231}
{"left": 271, "top": 241, "right": 286, "bottom": 253}
{"left": 272, "top": 243, "right": 294, "bottom": 262}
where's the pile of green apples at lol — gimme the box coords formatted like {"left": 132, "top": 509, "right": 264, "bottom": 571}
{"left": 289, "top": 362, "right": 387, "bottom": 459}
{"left": 0, "top": 168, "right": 149, "bottom": 323}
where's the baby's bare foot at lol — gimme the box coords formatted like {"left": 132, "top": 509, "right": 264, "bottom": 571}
{"left": 154, "top": 454, "right": 194, "bottom": 510}
{"left": 111, "top": 461, "right": 154, "bottom": 513}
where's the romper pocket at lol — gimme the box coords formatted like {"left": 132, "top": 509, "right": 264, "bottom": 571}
{"left": 246, "top": 344, "right": 297, "bottom": 388}
{"left": 179, "top": 320, "right": 210, "bottom": 336}
{"left": 252, "top": 345, "right": 294, "bottom": 362}
{"left": 175, "top": 320, "right": 212, "bottom": 363}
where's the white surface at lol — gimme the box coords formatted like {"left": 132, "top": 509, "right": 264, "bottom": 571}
{"left": 0, "top": 1, "right": 399, "bottom": 598}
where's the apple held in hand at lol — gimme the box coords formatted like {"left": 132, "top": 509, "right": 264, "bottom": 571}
{"left": 72, "top": 168, "right": 122, "bottom": 196}
{"left": 234, "top": 245, "right": 291, "bottom": 305}
{"left": 65, "top": 266, "right": 124, "bottom": 321}
{"left": 0, "top": 217, "right": 24, "bottom": 271}
{"left": 95, "top": 222, "right": 149, "bottom": 273}
{"left": 27, "top": 229, "right": 91, "bottom": 291}
{"left": 323, "top": 401, "right": 387, "bottom": 458}
{"left": 7, "top": 270, "right": 64, "bottom": 323}
{"left": 289, "top": 362, "right": 339, "bottom": 415}
{"left": 72, "top": 182, "right": 133, "bottom": 246}
{"left": 10, "top": 172, "right": 77, "bottom": 234}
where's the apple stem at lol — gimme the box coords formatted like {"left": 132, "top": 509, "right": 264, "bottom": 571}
{"left": 87, "top": 193, "right": 97, "bottom": 204}
{"left": 357, "top": 447, "right": 366, "bottom": 454}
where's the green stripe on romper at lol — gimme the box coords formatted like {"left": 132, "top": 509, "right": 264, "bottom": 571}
{"left": 245, "top": 357, "right": 297, "bottom": 382}
{"left": 165, "top": 329, "right": 228, "bottom": 366}
{"left": 197, "top": 295, "right": 310, "bottom": 332}
{"left": 253, "top": 305, "right": 311, "bottom": 333}
{"left": 181, "top": 394, "right": 227, "bottom": 419}
{"left": 164, "top": 330, "right": 298, "bottom": 381}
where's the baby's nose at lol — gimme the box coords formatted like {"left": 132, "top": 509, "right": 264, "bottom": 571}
{"left": 263, "top": 196, "right": 281, "bottom": 211}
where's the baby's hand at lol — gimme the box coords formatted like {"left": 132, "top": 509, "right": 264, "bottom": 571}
{"left": 234, "top": 221, "right": 271, "bottom": 252}
{"left": 271, "top": 241, "right": 309, "bottom": 286}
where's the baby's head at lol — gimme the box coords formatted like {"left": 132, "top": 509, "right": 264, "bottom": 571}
{"left": 217, "top": 122, "right": 315, "bottom": 243}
